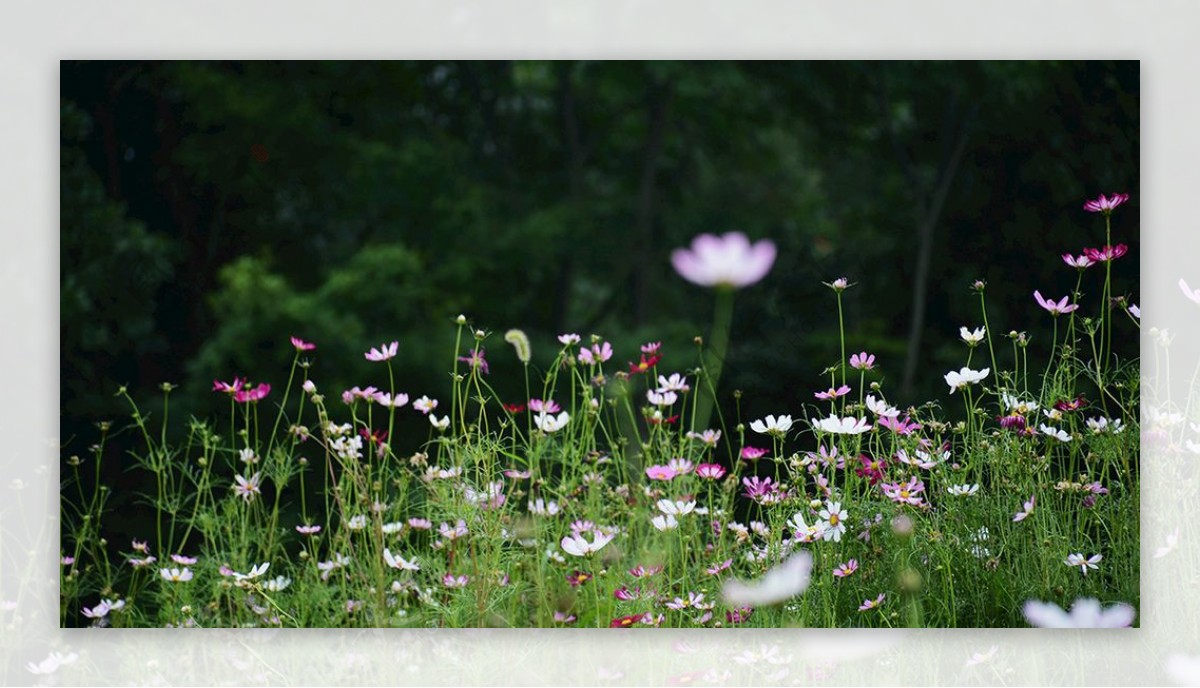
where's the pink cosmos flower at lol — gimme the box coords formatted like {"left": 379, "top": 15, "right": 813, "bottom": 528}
{"left": 814, "top": 385, "right": 851, "bottom": 401}
{"left": 213, "top": 377, "right": 245, "bottom": 394}
{"left": 1034, "top": 291, "right": 1079, "bottom": 316}
{"left": 882, "top": 477, "right": 925, "bottom": 506}
{"left": 1062, "top": 253, "right": 1096, "bottom": 269}
{"left": 407, "top": 518, "right": 432, "bottom": 530}
{"left": 1013, "top": 495, "right": 1036, "bottom": 522}
{"left": 578, "top": 341, "right": 613, "bottom": 365}
{"left": 670, "top": 232, "right": 777, "bottom": 289}
{"left": 295, "top": 524, "right": 322, "bottom": 535}
{"left": 628, "top": 564, "right": 663, "bottom": 578}
{"left": 442, "top": 574, "right": 470, "bottom": 588}
{"left": 170, "top": 554, "right": 198, "bottom": 565}
{"left": 1082, "top": 192, "right": 1129, "bottom": 213}
{"left": 364, "top": 341, "right": 399, "bottom": 362}
{"left": 557, "top": 333, "right": 581, "bottom": 346}
{"left": 833, "top": 559, "right": 858, "bottom": 578}
{"left": 1083, "top": 244, "right": 1128, "bottom": 263}
{"left": 686, "top": 428, "right": 721, "bottom": 446}
{"left": 696, "top": 463, "right": 726, "bottom": 480}
{"left": 859, "top": 593, "right": 886, "bottom": 611}
{"left": 528, "top": 398, "right": 561, "bottom": 413}
{"left": 641, "top": 341, "right": 662, "bottom": 354}
{"left": 706, "top": 559, "right": 733, "bottom": 575}
{"left": 503, "top": 469, "right": 532, "bottom": 480}
{"left": 645, "top": 465, "right": 678, "bottom": 481}
{"left": 878, "top": 415, "right": 921, "bottom": 435}
{"left": 849, "top": 352, "right": 876, "bottom": 370}
{"left": 554, "top": 611, "right": 577, "bottom": 624}
{"left": 290, "top": 336, "right": 316, "bottom": 351}
{"left": 457, "top": 348, "right": 489, "bottom": 375}
{"left": 667, "top": 458, "right": 694, "bottom": 475}
{"left": 234, "top": 383, "right": 271, "bottom": 403}
{"left": 740, "top": 446, "right": 769, "bottom": 461}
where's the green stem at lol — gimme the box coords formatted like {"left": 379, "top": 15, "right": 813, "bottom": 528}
{"left": 693, "top": 287, "right": 735, "bottom": 435}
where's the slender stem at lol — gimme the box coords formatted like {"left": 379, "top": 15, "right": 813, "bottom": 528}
{"left": 693, "top": 287, "right": 735, "bottom": 434}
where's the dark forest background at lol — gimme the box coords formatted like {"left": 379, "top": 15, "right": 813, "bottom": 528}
{"left": 60, "top": 61, "right": 1139, "bottom": 521}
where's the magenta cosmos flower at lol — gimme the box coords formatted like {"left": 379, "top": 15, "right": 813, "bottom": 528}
{"left": 290, "top": 336, "right": 316, "bottom": 351}
{"left": 1083, "top": 244, "right": 1128, "bottom": 263}
{"left": 671, "top": 232, "right": 776, "bottom": 289}
{"left": 1083, "top": 192, "right": 1129, "bottom": 214}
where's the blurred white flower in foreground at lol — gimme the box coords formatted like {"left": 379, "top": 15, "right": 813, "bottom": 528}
{"left": 1022, "top": 598, "right": 1134, "bottom": 628}
{"left": 721, "top": 550, "right": 812, "bottom": 607}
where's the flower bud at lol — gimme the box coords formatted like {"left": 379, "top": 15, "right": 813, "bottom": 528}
{"left": 455, "top": 314, "right": 467, "bottom": 325}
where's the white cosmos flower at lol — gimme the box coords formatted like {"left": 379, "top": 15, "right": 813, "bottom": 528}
{"left": 656, "top": 499, "right": 696, "bottom": 516}
{"left": 1022, "top": 598, "right": 1135, "bottom": 628}
{"left": 651, "top": 514, "right": 679, "bottom": 531}
{"left": 1085, "top": 417, "right": 1124, "bottom": 434}
{"left": 959, "top": 326, "right": 986, "bottom": 345}
{"left": 721, "top": 550, "right": 813, "bottom": 607}
{"left": 786, "top": 512, "right": 827, "bottom": 543}
{"left": 646, "top": 390, "right": 678, "bottom": 407}
{"left": 560, "top": 531, "right": 614, "bottom": 557}
{"left": 535, "top": 411, "right": 571, "bottom": 433}
{"left": 749, "top": 414, "right": 794, "bottom": 437}
{"left": 1064, "top": 553, "right": 1102, "bottom": 575}
{"left": 947, "top": 484, "right": 979, "bottom": 496}
{"left": 1039, "top": 424, "right": 1072, "bottom": 442}
{"left": 944, "top": 367, "right": 989, "bottom": 393}
{"left": 429, "top": 414, "right": 450, "bottom": 431}
{"left": 865, "top": 395, "right": 901, "bottom": 418}
{"left": 264, "top": 575, "right": 292, "bottom": 592}
{"left": 811, "top": 414, "right": 871, "bottom": 435}
{"left": 233, "top": 562, "right": 270, "bottom": 582}
{"left": 657, "top": 373, "right": 690, "bottom": 392}
{"left": 817, "top": 501, "right": 849, "bottom": 541}
{"left": 1166, "top": 654, "right": 1200, "bottom": 686}
{"left": 383, "top": 548, "right": 420, "bottom": 571}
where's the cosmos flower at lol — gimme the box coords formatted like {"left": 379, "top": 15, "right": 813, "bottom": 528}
{"left": 750, "top": 414, "right": 794, "bottom": 437}
{"left": 944, "top": 367, "right": 989, "bottom": 394}
{"left": 1023, "top": 598, "right": 1134, "bottom": 628}
{"left": 817, "top": 500, "right": 849, "bottom": 542}
{"left": 1012, "top": 495, "right": 1036, "bottom": 522}
{"left": 364, "top": 341, "right": 399, "bottom": 362}
{"left": 1082, "top": 192, "right": 1129, "bottom": 213}
{"left": 657, "top": 373, "right": 691, "bottom": 393}
{"left": 721, "top": 550, "right": 812, "bottom": 607}
{"left": 558, "top": 333, "right": 581, "bottom": 346}
{"left": 859, "top": 594, "right": 886, "bottom": 611}
{"left": 578, "top": 341, "right": 614, "bottom": 365}
{"left": 561, "top": 531, "right": 615, "bottom": 557}
{"left": 814, "top": 385, "right": 851, "bottom": 401}
{"left": 233, "top": 473, "right": 262, "bottom": 503}
{"left": 159, "top": 567, "right": 193, "bottom": 583}
{"left": 1034, "top": 290, "right": 1080, "bottom": 316}
{"left": 1064, "top": 553, "right": 1102, "bottom": 575}
{"left": 849, "top": 352, "right": 876, "bottom": 370}
{"left": 959, "top": 326, "right": 986, "bottom": 345}
{"left": 534, "top": 411, "right": 570, "bottom": 433}
{"left": 811, "top": 414, "right": 871, "bottom": 435}
{"left": 1083, "top": 244, "right": 1128, "bottom": 263}
{"left": 413, "top": 396, "right": 438, "bottom": 414}
{"left": 645, "top": 465, "right": 678, "bottom": 481}
{"left": 832, "top": 559, "right": 859, "bottom": 578}
{"left": 671, "top": 232, "right": 777, "bottom": 289}
{"left": 696, "top": 463, "right": 726, "bottom": 480}
{"left": 1062, "top": 253, "right": 1096, "bottom": 269}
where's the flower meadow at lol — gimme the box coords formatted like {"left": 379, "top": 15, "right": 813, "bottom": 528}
{"left": 60, "top": 196, "right": 1139, "bottom": 629}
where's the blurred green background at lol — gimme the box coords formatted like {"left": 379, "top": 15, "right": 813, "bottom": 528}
{"left": 60, "top": 60, "right": 1139, "bottom": 467}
